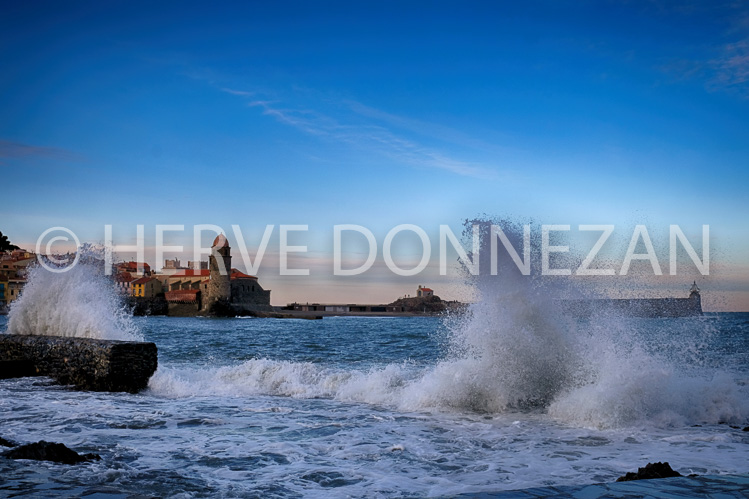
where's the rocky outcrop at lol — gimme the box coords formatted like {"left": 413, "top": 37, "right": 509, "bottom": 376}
{"left": 616, "top": 462, "right": 683, "bottom": 481}
{"left": 0, "top": 436, "right": 19, "bottom": 448}
{"left": 388, "top": 295, "right": 449, "bottom": 314}
{"left": 1, "top": 440, "right": 100, "bottom": 464}
{"left": 128, "top": 296, "right": 168, "bottom": 316}
{"left": 0, "top": 359, "right": 36, "bottom": 379}
{"left": 0, "top": 334, "right": 157, "bottom": 393}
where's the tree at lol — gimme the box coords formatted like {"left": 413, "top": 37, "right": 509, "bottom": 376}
{"left": 0, "top": 231, "right": 20, "bottom": 252}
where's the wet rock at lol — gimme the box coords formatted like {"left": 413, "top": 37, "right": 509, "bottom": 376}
{"left": 742, "top": 426, "right": 749, "bottom": 432}
{"left": 0, "top": 360, "right": 37, "bottom": 379}
{"left": 0, "top": 436, "right": 18, "bottom": 448}
{"left": 616, "top": 462, "right": 682, "bottom": 482}
{"left": 2, "top": 440, "right": 101, "bottom": 464}
{"left": 0, "top": 334, "right": 157, "bottom": 393}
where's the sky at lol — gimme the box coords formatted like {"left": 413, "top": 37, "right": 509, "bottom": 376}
{"left": 1, "top": 0, "right": 748, "bottom": 309}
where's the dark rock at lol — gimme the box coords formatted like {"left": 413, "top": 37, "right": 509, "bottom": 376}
{"left": 2, "top": 441, "right": 100, "bottom": 464}
{"left": 0, "top": 436, "right": 18, "bottom": 448}
{"left": 742, "top": 426, "right": 749, "bottom": 432}
{"left": 0, "top": 360, "right": 37, "bottom": 379}
{"left": 128, "top": 296, "right": 168, "bottom": 316}
{"left": 616, "top": 462, "right": 682, "bottom": 482}
{"left": 207, "top": 298, "right": 236, "bottom": 318}
{"left": 388, "top": 295, "right": 449, "bottom": 314}
{"left": 0, "top": 334, "right": 157, "bottom": 393}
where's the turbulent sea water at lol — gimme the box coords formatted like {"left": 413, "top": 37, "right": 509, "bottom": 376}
{"left": 1, "top": 312, "right": 748, "bottom": 497}
{"left": 1, "top": 257, "right": 749, "bottom": 497}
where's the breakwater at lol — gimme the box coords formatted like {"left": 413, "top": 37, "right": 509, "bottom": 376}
{"left": 0, "top": 335, "right": 157, "bottom": 392}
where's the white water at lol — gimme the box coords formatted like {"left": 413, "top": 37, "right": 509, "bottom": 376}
{"left": 6, "top": 263, "right": 141, "bottom": 341}
{"left": 146, "top": 221, "right": 749, "bottom": 429}
{"left": 5, "top": 222, "right": 747, "bottom": 434}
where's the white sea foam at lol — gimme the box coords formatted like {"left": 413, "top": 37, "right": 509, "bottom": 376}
{"left": 150, "top": 220, "right": 748, "bottom": 428}
{"left": 6, "top": 262, "right": 142, "bottom": 341}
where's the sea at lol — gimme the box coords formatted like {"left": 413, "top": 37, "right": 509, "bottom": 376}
{"left": 1, "top": 263, "right": 748, "bottom": 497}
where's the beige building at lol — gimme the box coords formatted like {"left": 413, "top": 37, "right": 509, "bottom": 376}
{"left": 0, "top": 251, "right": 36, "bottom": 306}
{"left": 7, "top": 278, "right": 26, "bottom": 304}
{"left": 115, "top": 273, "right": 137, "bottom": 295}
{"left": 131, "top": 277, "right": 163, "bottom": 298}
{"left": 159, "top": 269, "right": 210, "bottom": 292}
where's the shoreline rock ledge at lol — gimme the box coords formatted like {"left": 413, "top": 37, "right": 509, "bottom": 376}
{"left": 616, "top": 462, "right": 683, "bottom": 482}
{"left": 0, "top": 334, "right": 157, "bottom": 393}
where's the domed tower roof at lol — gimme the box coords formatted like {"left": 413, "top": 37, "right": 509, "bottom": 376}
{"left": 212, "top": 234, "right": 230, "bottom": 249}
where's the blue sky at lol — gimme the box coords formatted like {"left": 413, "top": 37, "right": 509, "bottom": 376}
{"left": 1, "top": 1, "right": 748, "bottom": 308}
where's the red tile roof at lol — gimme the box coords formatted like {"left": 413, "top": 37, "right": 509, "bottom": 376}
{"left": 230, "top": 270, "right": 257, "bottom": 280}
{"left": 132, "top": 277, "right": 157, "bottom": 285}
{"left": 420, "top": 288, "right": 433, "bottom": 292}
{"left": 120, "top": 261, "right": 151, "bottom": 272}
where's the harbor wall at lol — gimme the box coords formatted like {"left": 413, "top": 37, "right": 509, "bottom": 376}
{"left": 0, "top": 334, "right": 157, "bottom": 393}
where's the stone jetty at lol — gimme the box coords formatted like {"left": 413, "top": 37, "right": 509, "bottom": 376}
{"left": 0, "top": 335, "right": 157, "bottom": 393}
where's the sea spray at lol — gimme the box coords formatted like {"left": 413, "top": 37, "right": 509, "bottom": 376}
{"left": 149, "top": 219, "right": 586, "bottom": 412}
{"left": 398, "top": 219, "right": 586, "bottom": 412}
{"left": 146, "top": 218, "right": 749, "bottom": 427}
{"left": 7, "top": 262, "right": 142, "bottom": 341}
{"left": 546, "top": 314, "right": 749, "bottom": 427}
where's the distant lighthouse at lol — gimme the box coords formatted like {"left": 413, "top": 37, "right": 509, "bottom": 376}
{"left": 688, "top": 280, "right": 702, "bottom": 313}
{"left": 204, "top": 234, "right": 232, "bottom": 312}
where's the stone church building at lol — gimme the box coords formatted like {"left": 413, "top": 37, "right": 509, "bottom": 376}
{"left": 163, "top": 234, "right": 272, "bottom": 316}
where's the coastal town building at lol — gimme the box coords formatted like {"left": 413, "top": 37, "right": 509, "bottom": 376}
{"left": 6, "top": 279, "right": 26, "bottom": 305}
{"left": 0, "top": 254, "right": 34, "bottom": 280}
{"left": 131, "top": 277, "right": 163, "bottom": 299}
{"left": 163, "top": 259, "right": 182, "bottom": 270}
{"left": 158, "top": 269, "right": 210, "bottom": 291}
{"left": 416, "top": 285, "right": 434, "bottom": 298}
{"left": 158, "top": 258, "right": 187, "bottom": 276}
{"left": 115, "top": 273, "right": 136, "bottom": 295}
{"left": 0, "top": 251, "right": 34, "bottom": 309}
{"left": 115, "top": 261, "right": 151, "bottom": 277}
{"left": 156, "top": 235, "right": 272, "bottom": 316}
{"left": 0, "top": 261, "right": 18, "bottom": 280}
{"left": 0, "top": 245, "right": 272, "bottom": 316}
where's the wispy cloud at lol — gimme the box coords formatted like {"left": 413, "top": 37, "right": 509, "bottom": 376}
{"left": 344, "top": 100, "right": 506, "bottom": 154}
{"left": 660, "top": 38, "right": 749, "bottom": 98}
{"left": 709, "top": 38, "right": 749, "bottom": 94}
{"left": 653, "top": 2, "right": 749, "bottom": 98}
{"left": 0, "top": 139, "right": 81, "bottom": 162}
{"left": 221, "top": 87, "right": 498, "bottom": 179}
{"left": 220, "top": 88, "right": 255, "bottom": 97}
